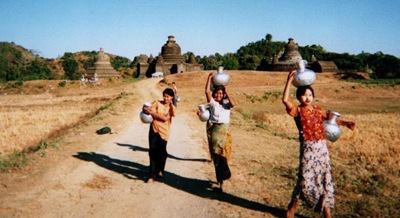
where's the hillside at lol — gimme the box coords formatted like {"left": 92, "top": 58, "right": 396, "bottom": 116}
{"left": 0, "top": 42, "right": 133, "bottom": 81}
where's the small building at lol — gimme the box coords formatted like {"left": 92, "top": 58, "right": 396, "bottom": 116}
{"left": 311, "top": 61, "right": 339, "bottom": 73}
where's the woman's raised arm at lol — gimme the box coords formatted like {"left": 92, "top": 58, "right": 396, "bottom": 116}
{"left": 205, "top": 71, "right": 216, "bottom": 102}
{"left": 282, "top": 70, "right": 296, "bottom": 110}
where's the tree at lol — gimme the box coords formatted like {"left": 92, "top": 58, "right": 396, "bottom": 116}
{"left": 111, "top": 55, "right": 131, "bottom": 70}
{"left": 62, "top": 58, "right": 80, "bottom": 80}
{"left": 23, "top": 59, "right": 53, "bottom": 80}
{"left": 182, "top": 51, "right": 194, "bottom": 63}
{"left": 367, "top": 53, "right": 400, "bottom": 78}
{"left": 61, "top": 52, "right": 75, "bottom": 60}
{"left": 0, "top": 42, "right": 24, "bottom": 81}
{"left": 265, "top": 33, "right": 273, "bottom": 42}
{"left": 199, "top": 54, "right": 219, "bottom": 70}
{"left": 6, "top": 65, "right": 21, "bottom": 81}
{"left": 299, "top": 44, "right": 326, "bottom": 62}
{"left": 263, "top": 42, "right": 275, "bottom": 60}
{"left": 222, "top": 53, "right": 239, "bottom": 70}
{"left": 214, "top": 52, "right": 224, "bottom": 67}
{"left": 239, "top": 55, "right": 260, "bottom": 70}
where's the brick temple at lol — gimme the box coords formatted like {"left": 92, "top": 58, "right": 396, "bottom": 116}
{"left": 134, "top": 35, "right": 203, "bottom": 78}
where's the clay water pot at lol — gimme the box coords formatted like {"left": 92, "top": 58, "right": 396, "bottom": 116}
{"left": 212, "top": 66, "right": 230, "bottom": 86}
{"left": 292, "top": 60, "right": 316, "bottom": 87}
{"left": 198, "top": 104, "right": 210, "bottom": 122}
{"left": 325, "top": 111, "right": 342, "bottom": 142}
{"left": 140, "top": 102, "right": 153, "bottom": 124}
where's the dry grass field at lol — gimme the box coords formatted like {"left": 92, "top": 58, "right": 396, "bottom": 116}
{"left": 1, "top": 71, "right": 399, "bottom": 217}
{"left": 0, "top": 79, "right": 135, "bottom": 155}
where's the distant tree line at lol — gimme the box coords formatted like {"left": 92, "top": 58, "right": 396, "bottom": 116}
{"left": 1, "top": 34, "right": 400, "bottom": 82}
{"left": 195, "top": 33, "right": 400, "bottom": 79}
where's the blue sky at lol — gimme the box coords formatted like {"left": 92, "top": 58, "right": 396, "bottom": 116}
{"left": 1, "top": 0, "right": 399, "bottom": 59}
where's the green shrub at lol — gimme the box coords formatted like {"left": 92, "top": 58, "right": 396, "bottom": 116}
{"left": 245, "top": 93, "right": 261, "bottom": 103}
{"left": 15, "top": 80, "right": 24, "bottom": 87}
{"left": 58, "top": 80, "right": 67, "bottom": 87}
{"left": 255, "top": 121, "right": 266, "bottom": 129}
{"left": 0, "top": 150, "right": 29, "bottom": 172}
{"left": 0, "top": 138, "right": 62, "bottom": 172}
{"left": 262, "top": 91, "right": 281, "bottom": 100}
{"left": 99, "top": 102, "right": 113, "bottom": 111}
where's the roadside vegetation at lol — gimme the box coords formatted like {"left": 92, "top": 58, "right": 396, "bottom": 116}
{"left": 349, "top": 78, "right": 400, "bottom": 86}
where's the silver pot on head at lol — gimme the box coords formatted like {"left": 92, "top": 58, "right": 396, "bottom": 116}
{"left": 212, "top": 66, "right": 230, "bottom": 86}
{"left": 292, "top": 60, "right": 316, "bottom": 87}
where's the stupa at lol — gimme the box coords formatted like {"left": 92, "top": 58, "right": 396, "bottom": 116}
{"left": 134, "top": 35, "right": 203, "bottom": 77}
{"left": 87, "top": 48, "right": 120, "bottom": 78}
{"left": 278, "top": 38, "right": 302, "bottom": 62}
{"left": 161, "top": 35, "right": 186, "bottom": 64}
{"left": 259, "top": 38, "right": 304, "bottom": 71}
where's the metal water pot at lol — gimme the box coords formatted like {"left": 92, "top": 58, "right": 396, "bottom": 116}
{"left": 292, "top": 60, "right": 316, "bottom": 87}
{"left": 140, "top": 102, "right": 153, "bottom": 124}
{"left": 212, "top": 66, "right": 230, "bottom": 86}
{"left": 325, "top": 111, "right": 342, "bottom": 142}
{"left": 198, "top": 104, "right": 210, "bottom": 122}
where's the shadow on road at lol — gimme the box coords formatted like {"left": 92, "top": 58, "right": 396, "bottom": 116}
{"left": 115, "top": 143, "right": 209, "bottom": 162}
{"left": 73, "top": 146, "right": 297, "bottom": 217}
{"left": 73, "top": 151, "right": 148, "bottom": 181}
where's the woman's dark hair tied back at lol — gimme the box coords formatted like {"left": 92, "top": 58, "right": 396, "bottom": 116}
{"left": 296, "top": 85, "right": 314, "bottom": 100}
{"left": 212, "top": 85, "right": 225, "bottom": 96}
{"left": 163, "top": 88, "right": 175, "bottom": 98}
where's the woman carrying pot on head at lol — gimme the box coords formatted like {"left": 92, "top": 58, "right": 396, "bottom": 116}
{"left": 142, "top": 88, "right": 176, "bottom": 183}
{"left": 172, "top": 82, "right": 178, "bottom": 106}
{"left": 282, "top": 69, "right": 355, "bottom": 218}
{"left": 201, "top": 71, "right": 235, "bottom": 191}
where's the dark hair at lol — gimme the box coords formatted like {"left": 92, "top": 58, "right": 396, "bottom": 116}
{"left": 296, "top": 85, "right": 314, "bottom": 100}
{"left": 212, "top": 85, "right": 226, "bottom": 97}
{"left": 163, "top": 88, "right": 175, "bottom": 98}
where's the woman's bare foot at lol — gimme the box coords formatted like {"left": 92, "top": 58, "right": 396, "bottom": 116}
{"left": 286, "top": 199, "right": 297, "bottom": 218}
{"left": 286, "top": 210, "right": 294, "bottom": 218}
{"left": 146, "top": 177, "right": 155, "bottom": 183}
{"left": 323, "top": 207, "right": 331, "bottom": 218}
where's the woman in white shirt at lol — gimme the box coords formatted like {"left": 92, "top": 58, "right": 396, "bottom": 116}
{"left": 204, "top": 71, "right": 234, "bottom": 192}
